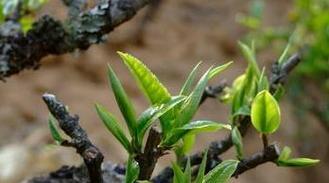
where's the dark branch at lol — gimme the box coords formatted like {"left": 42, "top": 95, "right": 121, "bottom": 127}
{"left": 233, "top": 144, "right": 280, "bottom": 177}
{"left": 153, "top": 53, "right": 301, "bottom": 182}
{"left": 0, "top": 0, "right": 151, "bottom": 80}
{"left": 200, "top": 81, "right": 227, "bottom": 105}
{"left": 136, "top": 127, "right": 164, "bottom": 180}
{"left": 270, "top": 53, "right": 301, "bottom": 93}
{"left": 42, "top": 93, "right": 104, "bottom": 183}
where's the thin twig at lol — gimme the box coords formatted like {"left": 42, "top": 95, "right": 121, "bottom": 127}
{"left": 42, "top": 93, "right": 104, "bottom": 183}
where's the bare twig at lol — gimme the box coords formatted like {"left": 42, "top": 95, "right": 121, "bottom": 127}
{"left": 42, "top": 93, "right": 104, "bottom": 183}
{"left": 0, "top": 0, "right": 151, "bottom": 80}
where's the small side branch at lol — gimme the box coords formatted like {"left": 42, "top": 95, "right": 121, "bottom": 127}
{"left": 233, "top": 144, "right": 280, "bottom": 177}
{"left": 136, "top": 127, "right": 164, "bottom": 180}
{"left": 42, "top": 93, "right": 104, "bottom": 183}
{"left": 153, "top": 53, "right": 301, "bottom": 182}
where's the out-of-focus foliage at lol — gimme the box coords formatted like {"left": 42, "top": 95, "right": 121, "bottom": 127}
{"left": 238, "top": 0, "right": 329, "bottom": 130}
{"left": 0, "top": 0, "right": 48, "bottom": 32}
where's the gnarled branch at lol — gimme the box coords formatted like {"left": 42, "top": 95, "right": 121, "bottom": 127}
{"left": 0, "top": 0, "right": 151, "bottom": 80}
{"left": 43, "top": 93, "right": 104, "bottom": 183}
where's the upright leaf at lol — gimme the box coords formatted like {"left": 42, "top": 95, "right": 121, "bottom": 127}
{"left": 238, "top": 41, "right": 260, "bottom": 77}
{"left": 117, "top": 52, "right": 171, "bottom": 105}
{"left": 231, "top": 127, "right": 243, "bottom": 159}
{"left": 117, "top": 52, "right": 173, "bottom": 135}
{"left": 184, "top": 158, "right": 191, "bottom": 183}
{"left": 195, "top": 150, "right": 208, "bottom": 183}
{"left": 125, "top": 156, "right": 140, "bottom": 183}
{"left": 48, "top": 114, "right": 64, "bottom": 144}
{"left": 208, "top": 61, "right": 233, "bottom": 79}
{"left": 107, "top": 65, "right": 137, "bottom": 137}
{"left": 172, "top": 163, "right": 187, "bottom": 183}
{"left": 177, "top": 68, "right": 212, "bottom": 127}
{"left": 204, "top": 160, "right": 239, "bottom": 183}
{"left": 251, "top": 90, "right": 281, "bottom": 134}
{"left": 95, "top": 104, "right": 132, "bottom": 153}
{"left": 136, "top": 96, "right": 186, "bottom": 146}
{"left": 180, "top": 62, "right": 202, "bottom": 96}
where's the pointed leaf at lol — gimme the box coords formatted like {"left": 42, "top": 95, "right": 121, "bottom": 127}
{"left": 48, "top": 114, "right": 64, "bottom": 144}
{"left": 195, "top": 150, "right": 208, "bottom": 183}
{"left": 177, "top": 120, "right": 231, "bottom": 133}
{"left": 208, "top": 61, "right": 233, "bottom": 79}
{"left": 251, "top": 90, "right": 281, "bottom": 134}
{"left": 277, "top": 158, "right": 320, "bottom": 167}
{"left": 137, "top": 96, "right": 186, "bottom": 145}
{"left": 177, "top": 68, "right": 212, "bottom": 127}
{"left": 172, "top": 163, "right": 186, "bottom": 183}
{"left": 107, "top": 65, "right": 137, "bottom": 137}
{"left": 238, "top": 41, "right": 260, "bottom": 77}
{"left": 162, "top": 121, "right": 230, "bottom": 147}
{"left": 278, "top": 146, "right": 292, "bottom": 161}
{"left": 180, "top": 62, "right": 202, "bottom": 96}
{"left": 117, "top": 52, "right": 171, "bottom": 105}
{"left": 204, "top": 160, "right": 239, "bottom": 183}
{"left": 257, "top": 67, "right": 269, "bottom": 92}
{"left": 231, "top": 127, "right": 243, "bottom": 159}
{"left": 95, "top": 104, "right": 132, "bottom": 153}
{"left": 184, "top": 158, "right": 191, "bottom": 183}
{"left": 125, "top": 156, "right": 140, "bottom": 183}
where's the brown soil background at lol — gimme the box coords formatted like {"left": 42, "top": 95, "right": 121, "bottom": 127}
{"left": 0, "top": 0, "right": 328, "bottom": 183}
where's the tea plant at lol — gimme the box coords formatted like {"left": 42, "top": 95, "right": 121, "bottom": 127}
{"left": 43, "top": 45, "right": 319, "bottom": 183}
{"left": 238, "top": 0, "right": 329, "bottom": 131}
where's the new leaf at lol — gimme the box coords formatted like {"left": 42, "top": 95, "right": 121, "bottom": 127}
{"left": 251, "top": 90, "right": 281, "bottom": 134}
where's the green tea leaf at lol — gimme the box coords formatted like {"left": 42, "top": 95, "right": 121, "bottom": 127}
{"left": 278, "top": 146, "right": 292, "bottom": 161}
{"left": 184, "top": 158, "right": 191, "bottom": 183}
{"left": 238, "top": 41, "right": 260, "bottom": 77}
{"left": 232, "top": 105, "right": 251, "bottom": 117}
{"left": 208, "top": 61, "right": 233, "bottom": 79}
{"left": 204, "top": 160, "right": 239, "bottom": 183}
{"left": 125, "top": 156, "right": 140, "bottom": 183}
{"left": 277, "top": 158, "right": 320, "bottom": 167}
{"left": 162, "top": 121, "right": 230, "bottom": 147}
{"left": 48, "top": 114, "right": 64, "bottom": 144}
{"left": 117, "top": 52, "right": 171, "bottom": 105}
{"left": 137, "top": 96, "right": 186, "bottom": 146}
{"left": 177, "top": 68, "right": 212, "bottom": 127}
{"left": 251, "top": 90, "right": 281, "bottom": 134}
{"left": 95, "top": 104, "right": 132, "bottom": 153}
{"left": 257, "top": 67, "right": 269, "bottom": 92}
{"left": 180, "top": 62, "right": 202, "bottom": 96}
{"left": 176, "top": 120, "right": 231, "bottom": 133}
{"left": 117, "top": 52, "right": 172, "bottom": 135}
{"left": 181, "top": 134, "right": 196, "bottom": 155}
{"left": 195, "top": 150, "right": 208, "bottom": 183}
{"left": 231, "top": 127, "right": 243, "bottom": 159}
{"left": 107, "top": 65, "right": 137, "bottom": 137}
{"left": 172, "top": 162, "right": 186, "bottom": 183}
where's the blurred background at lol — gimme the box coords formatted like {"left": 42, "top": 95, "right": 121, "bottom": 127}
{"left": 0, "top": 0, "right": 328, "bottom": 182}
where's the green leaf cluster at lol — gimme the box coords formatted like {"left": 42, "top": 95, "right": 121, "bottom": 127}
{"left": 94, "top": 52, "right": 232, "bottom": 181}
{"left": 277, "top": 146, "right": 320, "bottom": 167}
{"left": 172, "top": 151, "right": 239, "bottom": 183}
